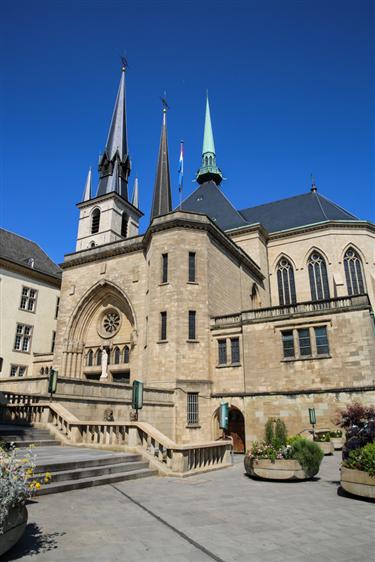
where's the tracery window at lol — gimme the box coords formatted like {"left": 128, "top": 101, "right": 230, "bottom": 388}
{"left": 276, "top": 258, "right": 296, "bottom": 305}
{"left": 308, "top": 252, "right": 330, "bottom": 301}
{"left": 96, "top": 349, "right": 102, "bottom": 366}
{"left": 86, "top": 349, "right": 93, "bottom": 367}
{"left": 344, "top": 248, "right": 365, "bottom": 296}
{"left": 114, "top": 347, "right": 121, "bottom": 365}
{"left": 91, "top": 209, "right": 100, "bottom": 234}
{"left": 123, "top": 345, "right": 130, "bottom": 364}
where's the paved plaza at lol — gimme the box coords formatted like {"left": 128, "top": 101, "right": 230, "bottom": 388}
{"left": 5, "top": 453, "right": 374, "bottom": 562}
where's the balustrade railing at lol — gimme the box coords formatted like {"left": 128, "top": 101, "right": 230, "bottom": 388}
{"left": 0, "top": 398, "right": 232, "bottom": 476}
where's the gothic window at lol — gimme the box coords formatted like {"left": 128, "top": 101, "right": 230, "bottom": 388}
{"left": 91, "top": 209, "right": 100, "bottom": 234}
{"left": 121, "top": 213, "right": 128, "bottom": 238}
{"left": 209, "top": 156, "right": 212, "bottom": 165}
{"left": 114, "top": 347, "right": 120, "bottom": 365}
{"left": 344, "top": 248, "right": 365, "bottom": 296}
{"left": 96, "top": 349, "right": 102, "bottom": 366}
{"left": 123, "top": 345, "right": 130, "bottom": 364}
{"left": 87, "top": 349, "right": 93, "bottom": 367}
{"left": 276, "top": 258, "right": 297, "bottom": 305}
{"left": 308, "top": 252, "right": 330, "bottom": 301}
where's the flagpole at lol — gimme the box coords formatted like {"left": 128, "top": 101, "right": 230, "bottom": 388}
{"left": 178, "top": 140, "right": 184, "bottom": 210}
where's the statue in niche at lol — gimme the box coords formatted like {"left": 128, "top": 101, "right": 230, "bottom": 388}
{"left": 100, "top": 347, "right": 108, "bottom": 380}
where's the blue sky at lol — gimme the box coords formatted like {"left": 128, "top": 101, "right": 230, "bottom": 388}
{"left": 1, "top": 0, "right": 374, "bottom": 263}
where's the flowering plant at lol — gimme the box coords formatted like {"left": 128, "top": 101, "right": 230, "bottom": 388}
{"left": 0, "top": 443, "right": 51, "bottom": 533}
{"left": 343, "top": 442, "right": 375, "bottom": 477}
{"left": 314, "top": 432, "right": 331, "bottom": 442}
{"left": 246, "top": 441, "right": 292, "bottom": 463}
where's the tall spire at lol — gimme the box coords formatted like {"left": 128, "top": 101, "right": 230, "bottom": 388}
{"left": 97, "top": 60, "right": 131, "bottom": 200}
{"left": 150, "top": 105, "right": 172, "bottom": 220}
{"left": 82, "top": 167, "right": 92, "bottom": 201}
{"left": 196, "top": 93, "right": 223, "bottom": 185}
{"left": 132, "top": 177, "right": 139, "bottom": 208}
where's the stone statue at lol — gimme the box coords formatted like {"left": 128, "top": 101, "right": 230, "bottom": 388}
{"left": 104, "top": 408, "right": 114, "bottom": 421}
{"left": 100, "top": 348, "right": 108, "bottom": 379}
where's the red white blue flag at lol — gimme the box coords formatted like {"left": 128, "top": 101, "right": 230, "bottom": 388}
{"left": 178, "top": 141, "right": 184, "bottom": 193}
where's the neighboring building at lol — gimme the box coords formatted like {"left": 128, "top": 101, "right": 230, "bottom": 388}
{"left": 0, "top": 229, "right": 61, "bottom": 378}
{"left": 2, "top": 65, "right": 374, "bottom": 450}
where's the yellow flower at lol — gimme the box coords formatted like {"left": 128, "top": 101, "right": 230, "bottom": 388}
{"left": 35, "top": 482, "right": 41, "bottom": 489}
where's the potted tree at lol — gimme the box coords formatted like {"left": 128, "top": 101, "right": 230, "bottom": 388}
{"left": 244, "top": 418, "right": 324, "bottom": 481}
{"left": 338, "top": 403, "right": 375, "bottom": 499}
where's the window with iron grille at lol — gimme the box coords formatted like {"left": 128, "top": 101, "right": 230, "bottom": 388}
{"left": 188, "top": 252, "right": 196, "bottom": 282}
{"left": 162, "top": 253, "right": 168, "bottom": 283}
{"left": 14, "top": 324, "right": 33, "bottom": 353}
{"left": 19, "top": 287, "right": 38, "bottom": 312}
{"left": 55, "top": 297, "right": 60, "bottom": 319}
{"left": 188, "top": 311, "right": 196, "bottom": 340}
{"left": 51, "top": 331, "right": 56, "bottom": 353}
{"left": 314, "top": 326, "right": 329, "bottom": 355}
{"left": 160, "top": 311, "right": 167, "bottom": 341}
{"left": 298, "top": 328, "right": 311, "bottom": 356}
{"left": 218, "top": 339, "right": 227, "bottom": 365}
{"left": 282, "top": 330, "right": 295, "bottom": 358}
{"left": 187, "top": 392, "right": 199, "bottom": 425}
{"left": 231, "top": 337, "right": 240, "bottom": 364}
{"left": 91, "top": 208, "right": 101, "bottom": 234}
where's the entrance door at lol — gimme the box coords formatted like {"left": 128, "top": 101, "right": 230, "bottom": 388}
{"left": 228, "top": 407, "right": 245, "bottom": 453}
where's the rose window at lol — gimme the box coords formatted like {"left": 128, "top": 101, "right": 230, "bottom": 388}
{"left": 103, "top": 311, "right": 120, "bottom": 334}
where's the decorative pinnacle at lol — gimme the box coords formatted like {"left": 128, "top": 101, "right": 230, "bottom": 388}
{"left": 311, "top": 174, "right": 317, "bottom": 192}
{"left": 121, "top": 55, "right": 128, "bottom": 72}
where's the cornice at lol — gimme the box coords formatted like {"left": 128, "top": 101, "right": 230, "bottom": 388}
{"left": 0, "top": 257, "right": 62, "bottom": 287}
{"left": 76, "top": 191, "right": 144, "bottom": 218}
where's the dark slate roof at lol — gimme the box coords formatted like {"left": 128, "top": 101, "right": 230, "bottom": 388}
{"left": 239, "top": 191, "right": 359, "bottom": 233}
{"left": 0, "top": 228, "right": 62, "bottom": 278}
{"left": 180, "top": 181, "right": 248, "bottom": 231}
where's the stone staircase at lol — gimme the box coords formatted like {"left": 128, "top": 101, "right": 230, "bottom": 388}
{"left": 0, "top": 423, "right": 60, "bottom": 447}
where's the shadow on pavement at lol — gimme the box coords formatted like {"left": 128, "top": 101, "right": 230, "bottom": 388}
{"left": 3, "top": 522, "right": 65, "bottom": 561}
{"left": 337, "top": 485, "right": 375, "bottom": 504}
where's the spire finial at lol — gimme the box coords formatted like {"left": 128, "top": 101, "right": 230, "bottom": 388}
{"left": 121, "top": 55, "right": 128, "bottom": 72}
{"left": 311, "top": 174, "right": 317, "bottom": 192}
{"left": 196, "top": 93, "right": 223, "bottom": 185}
{"left": 83, "top": 167, "right": 92, "bottom": 201}
{"left": 132, "top": 177, "right": 139, "bottom": 208}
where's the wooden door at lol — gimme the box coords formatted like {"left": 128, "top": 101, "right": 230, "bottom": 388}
{"left": 228, "top": 408, "right": 245, "bottom": 453}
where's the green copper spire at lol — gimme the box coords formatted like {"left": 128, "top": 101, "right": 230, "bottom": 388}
{"left": 196, "top": 93, "right": 223, "bottom": 185}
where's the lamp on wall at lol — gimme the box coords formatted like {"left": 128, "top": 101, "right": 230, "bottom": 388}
{"left": 308, "top": 407, "right": 316, "bottom": 437}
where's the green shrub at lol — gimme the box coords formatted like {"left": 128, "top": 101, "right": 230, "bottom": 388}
{"left": 290, "top": 438, "right": 324, "bottom": 478}
{"left": 275, "top": 419, "right": 288, "bottom": 447}
{"left": 314, "top": 432, "right": 331, "bottom": 442}
{"left": 329, "top": 430, "right": 342, "bottom": 438}
{"left": 264, "top": 418, "right": 274, "bottom": 445}
{"left": 344, "top": 442, "right": 375, "bottom": 477}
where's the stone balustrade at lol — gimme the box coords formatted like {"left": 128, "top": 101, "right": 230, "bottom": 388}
{"left": 0, "top": 397, "right": 232, "bottom": 477}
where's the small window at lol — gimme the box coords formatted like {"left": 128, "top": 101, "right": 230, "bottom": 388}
{"left": 10, "top": 365, "right": 17, "bottom": 377}
{"left": 162, "top": 253, "right": 168, "bottom": 283}
{"left": 160, "top": 311, "right": 167, "bottom": 341}
{"left": 87, "top": 349, "right": 93, "bottom": 367}
{"left": 315, "top": 326, "right": 329, "bottom": 355}
{"left": 282, "top": 330, "right": 295, "bottom": 358}
{"left": 10, "top": 365, "right": 27, "bottom": 377}
{"left": 298, "top": 328, "right": 311, "bottom": 356}
{"left": 124, "top": 345, "right": 130, "bottom": 363}
{"left": 14, "top": 323, "right": 33, "bottom": 353}
{"left": 121, "top": 213, "right": 128, "bottom": 238}
{"left": 187, "top": 392, "right": 199, "bottom": 425}
{"left": 55, "top": 297, "right": 60, "bottom": 319}
{"left": 96, "top": 349, "right": 102, "bottom": 366}
{"left": 91, "top": 209, "right": 101, "bottom": 234}
{"left": 188, "top": 252, "right": 196, "bottom": 282}
{"left": 188, "top": 311, "right": 196, "bottom": 340}
{"left": 19, "top": 287, "right": 38, "bottom": 312}
{"left": 114, "top": 347, "right": 120, "bottom": 364}
{"left": 51, "top": 331, "right": 56, "bottom": 353}
{"left": 218, "top": 339, "right": 227, "bottom": 365}
{"left": 231, "top": 337, "right": 240, "bottom": 364}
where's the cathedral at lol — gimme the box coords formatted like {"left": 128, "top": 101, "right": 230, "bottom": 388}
{"left": 17, "top": 64, "right": 375, "bottom": 451}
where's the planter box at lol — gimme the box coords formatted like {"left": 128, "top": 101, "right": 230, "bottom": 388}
{"left": 244, "top": 457, "right": 311, "bottom": 480}
{"left": 341, "top": 467, "right": 375, "bottom": 499}
{"left": 331, "top": 437, "right": 344, "bottom": 450}
{"left": 0, "top": 505, "right": 28, "bottom": 557}
{"left": 316, "top": 441, "right": 334, "bottom": 455}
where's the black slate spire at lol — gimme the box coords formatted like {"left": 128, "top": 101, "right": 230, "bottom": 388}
{"left": 150, "top": 106, "right": 172, "bottom": 220}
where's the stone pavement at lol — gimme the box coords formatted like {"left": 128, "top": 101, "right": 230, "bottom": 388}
{"left": 5, "top": 453, "right": 374, "bottom": 562}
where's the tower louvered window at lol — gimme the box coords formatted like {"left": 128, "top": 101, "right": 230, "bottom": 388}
{"left": 121, "top": 214, "right": 128, "bottom": 237}
{"left": 277, "top": 258, "right": 297, "bottom": 305}
{"left": 344, "top": 248, "right": 365, "bottom": 296}
{"left": 91, "top": 209, "right": 101, "bottom": 234}
{"left": 308, "top": 252, "right": 330, "bottom": 301}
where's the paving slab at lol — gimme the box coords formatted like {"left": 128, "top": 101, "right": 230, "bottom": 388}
{"left": 4, "top": 453, "right": 374, "bottom": 562}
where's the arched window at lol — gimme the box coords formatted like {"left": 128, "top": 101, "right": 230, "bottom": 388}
{"left": 114, "top": 347, "right": 120, "bottom": 364}
{"left": 276, "top": 258, "right": 297, "bottom": 305}
{"left": 91, "top": 209, "right": 101, "bottom": 234}
{"left": 96, "top": 349, "right": 102, "bottom": 366}
{"left": 205, "top": 156, "right": 208, "bottom": 166}
{"left": 45, "top": 367, "right": 49, "bottom": 374}
{"left": 308, "top": 251, "right": 330, "bottom": 301}
{"left": 123, "top": 345, "right": 130, "bottom": 364}
{"left": 121, "top": 213, "right": 128, "bottom": 238}
{"left": 86, "top": 349, "right": 93, "bottom": 367}
{"left": 344, "top": 248, "right": 365, "bottom": 296}
{"left": 89, "top": 241, "right": 96, "bottom": 248}
{"left": 40, "top": 367, "right": 44, "bottom": 375}
{"left": 209, "top": 155, "right": 212, "bottom": 165}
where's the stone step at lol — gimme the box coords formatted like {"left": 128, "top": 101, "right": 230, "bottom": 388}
{"left": 0, "top": 432, "right": 54, "bottom": 439}
{"left": 34, "top": 453, "right": 142, "bottom": 474}
{"left": 37, "top": 467, "right": 158, "bottom": 495}
{"left": 10, "top": 439, "right": 61, "bottom": 448}
{"left": 36, "top": 460, "right": 150, "bottom": 482}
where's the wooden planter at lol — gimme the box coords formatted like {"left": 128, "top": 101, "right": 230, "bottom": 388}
{"left": 316, "top": 441, "right": 334, "bottom": 455}
{"left": 331, "top": 437, "right": 344, "bottom": 450}
{"left": 0, "top": 505, "right": 28, "bottom": 557}
{"left": 341, "top": 467, "right": 375, "bottom": 499}
{"left": 244, "top": 457, "right": 311, "bottom": 480}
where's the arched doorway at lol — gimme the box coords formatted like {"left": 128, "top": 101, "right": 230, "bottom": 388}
{"left": 228, "top": 407, "right": 245, "bottom": 453}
